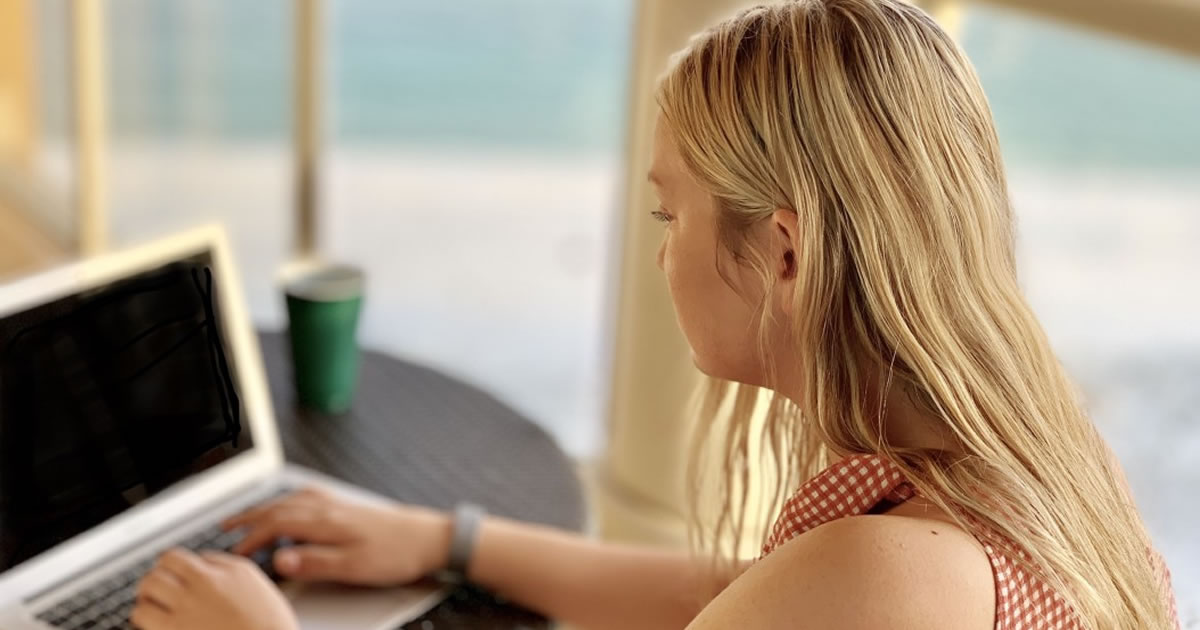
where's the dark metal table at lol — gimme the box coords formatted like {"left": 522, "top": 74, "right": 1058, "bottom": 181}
{"left": 258, "top": 332, "right": 586, "bottom": 629}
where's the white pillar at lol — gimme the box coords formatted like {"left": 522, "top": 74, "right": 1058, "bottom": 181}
{"left": 600, "top": 0, "right": 761, "bottom": 547}
{"left": 71, "top": 0, "right": 108, "bottom": 255}
{"left": 293, "top": 0, "right": 323, "bottom": 258}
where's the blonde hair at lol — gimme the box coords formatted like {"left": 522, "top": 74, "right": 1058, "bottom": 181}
{"left": 656, "top": 1, "right": 1173, "bottom": 628}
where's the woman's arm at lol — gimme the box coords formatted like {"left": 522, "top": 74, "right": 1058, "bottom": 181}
{"left": 463, "top": 515, "right": 750, "bottom": 630}
{"left": 223, "top": 488, "right": 748, "bottom": 630}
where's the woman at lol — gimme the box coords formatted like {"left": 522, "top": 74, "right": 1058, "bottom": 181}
{"left": 129, "top": 1, "right": 1181, "bottom": 628}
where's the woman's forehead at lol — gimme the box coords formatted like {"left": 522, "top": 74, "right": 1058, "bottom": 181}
{"left": 649, "top": 119, "right": 687, "bottom": 186}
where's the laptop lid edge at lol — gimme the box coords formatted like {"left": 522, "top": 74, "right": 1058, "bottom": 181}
{"left": 0, "top": 224, "right": 284, "bottom": 604}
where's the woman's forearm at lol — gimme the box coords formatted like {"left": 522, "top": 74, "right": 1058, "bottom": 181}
{"left": 460, "top": 516, "right": 746, "bottom": 630}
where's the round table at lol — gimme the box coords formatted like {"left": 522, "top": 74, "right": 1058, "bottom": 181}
{"left": 258, "top": 332, "right": 586, "bottom": 629}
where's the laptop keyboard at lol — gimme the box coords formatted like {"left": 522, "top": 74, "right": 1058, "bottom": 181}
{"left": 33, "top": 488, "right": 292, "bottom": 630}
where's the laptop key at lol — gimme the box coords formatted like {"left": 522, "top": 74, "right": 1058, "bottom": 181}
{"left": 32, "top": 487, "right": 294, "bottom": 628}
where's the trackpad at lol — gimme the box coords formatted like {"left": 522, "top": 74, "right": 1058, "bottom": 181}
{"left": 283, "top": 580, "right": 449, "bottom": 630}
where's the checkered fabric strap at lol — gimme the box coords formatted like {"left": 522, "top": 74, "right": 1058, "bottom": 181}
{"left": 761, "top": 454, "right": 908, "bottom": 557}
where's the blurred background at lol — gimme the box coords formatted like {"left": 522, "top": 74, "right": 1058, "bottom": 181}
{"left": 0, "top": 0, "right": 1195, "bottom": 623}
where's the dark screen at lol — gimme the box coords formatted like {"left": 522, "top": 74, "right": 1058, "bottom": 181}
{"left": 0, "top": 253, "right": 252, "bottom": 571}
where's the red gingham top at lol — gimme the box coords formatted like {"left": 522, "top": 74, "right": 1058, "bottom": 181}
{"left": 760, "top": 453, "right": 1182, "bottom": 630}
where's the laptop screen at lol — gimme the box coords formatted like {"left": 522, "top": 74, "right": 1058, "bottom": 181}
{"left": 0, "top": 251, "right": 254, "bottom": 571}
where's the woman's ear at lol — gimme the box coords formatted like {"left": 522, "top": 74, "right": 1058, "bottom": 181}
{"left": 770, "top": 209, "right": 800, "bottom": 316}
{"left": 772, "top": 209, "right": 799, "bottom": 281}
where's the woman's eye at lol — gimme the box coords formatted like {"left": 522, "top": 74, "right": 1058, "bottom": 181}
{"left": 650, "top": 209, "right": 672, "bottom": 224}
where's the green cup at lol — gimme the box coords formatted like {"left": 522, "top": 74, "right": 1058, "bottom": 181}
{"left": 284, "top": 265, "right": 364, "bottom": 414}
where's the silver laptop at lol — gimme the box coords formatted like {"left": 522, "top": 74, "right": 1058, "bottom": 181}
{"left": 0, "top": 225, "right": 448, "bottom": 629}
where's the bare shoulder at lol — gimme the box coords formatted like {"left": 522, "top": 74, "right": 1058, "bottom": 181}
{"left": 687, "top": 513, "right": 995, "bottom": 630}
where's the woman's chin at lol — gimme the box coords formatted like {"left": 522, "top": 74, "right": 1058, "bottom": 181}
{"left": 690, "top": 352, "right": 768, "bottom": 388}
{"left": 689, "top": 351, "right": 730, "bottom": 381}
{"left": 688, "top": 349, "right": 708, "bottom": 372}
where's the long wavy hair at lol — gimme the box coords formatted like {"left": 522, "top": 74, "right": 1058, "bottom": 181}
{"left": 657, "top": 1, "right": 1174, "bottom": 628}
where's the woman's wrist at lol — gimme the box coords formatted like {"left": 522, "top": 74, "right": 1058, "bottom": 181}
{"left": 443, "top": 503, "right": 487, "bottom": 581}
{"left": 421, "top": 508, "right": 456, "bottom": 576}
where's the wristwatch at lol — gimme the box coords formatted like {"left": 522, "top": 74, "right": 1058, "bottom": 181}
{"left": 440, "top": 502, "right": 486, "bottom": 583}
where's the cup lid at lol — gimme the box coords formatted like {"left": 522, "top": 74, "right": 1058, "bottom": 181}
{"left": 284, "top": 264, "right": 364, "bottom": 302}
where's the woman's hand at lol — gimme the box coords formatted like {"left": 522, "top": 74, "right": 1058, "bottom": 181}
{"left": 221, "top": 486, "right": 452, "bottom": 586}
{"left": 132, "top": 548, "right": 297, "bottom": 630}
